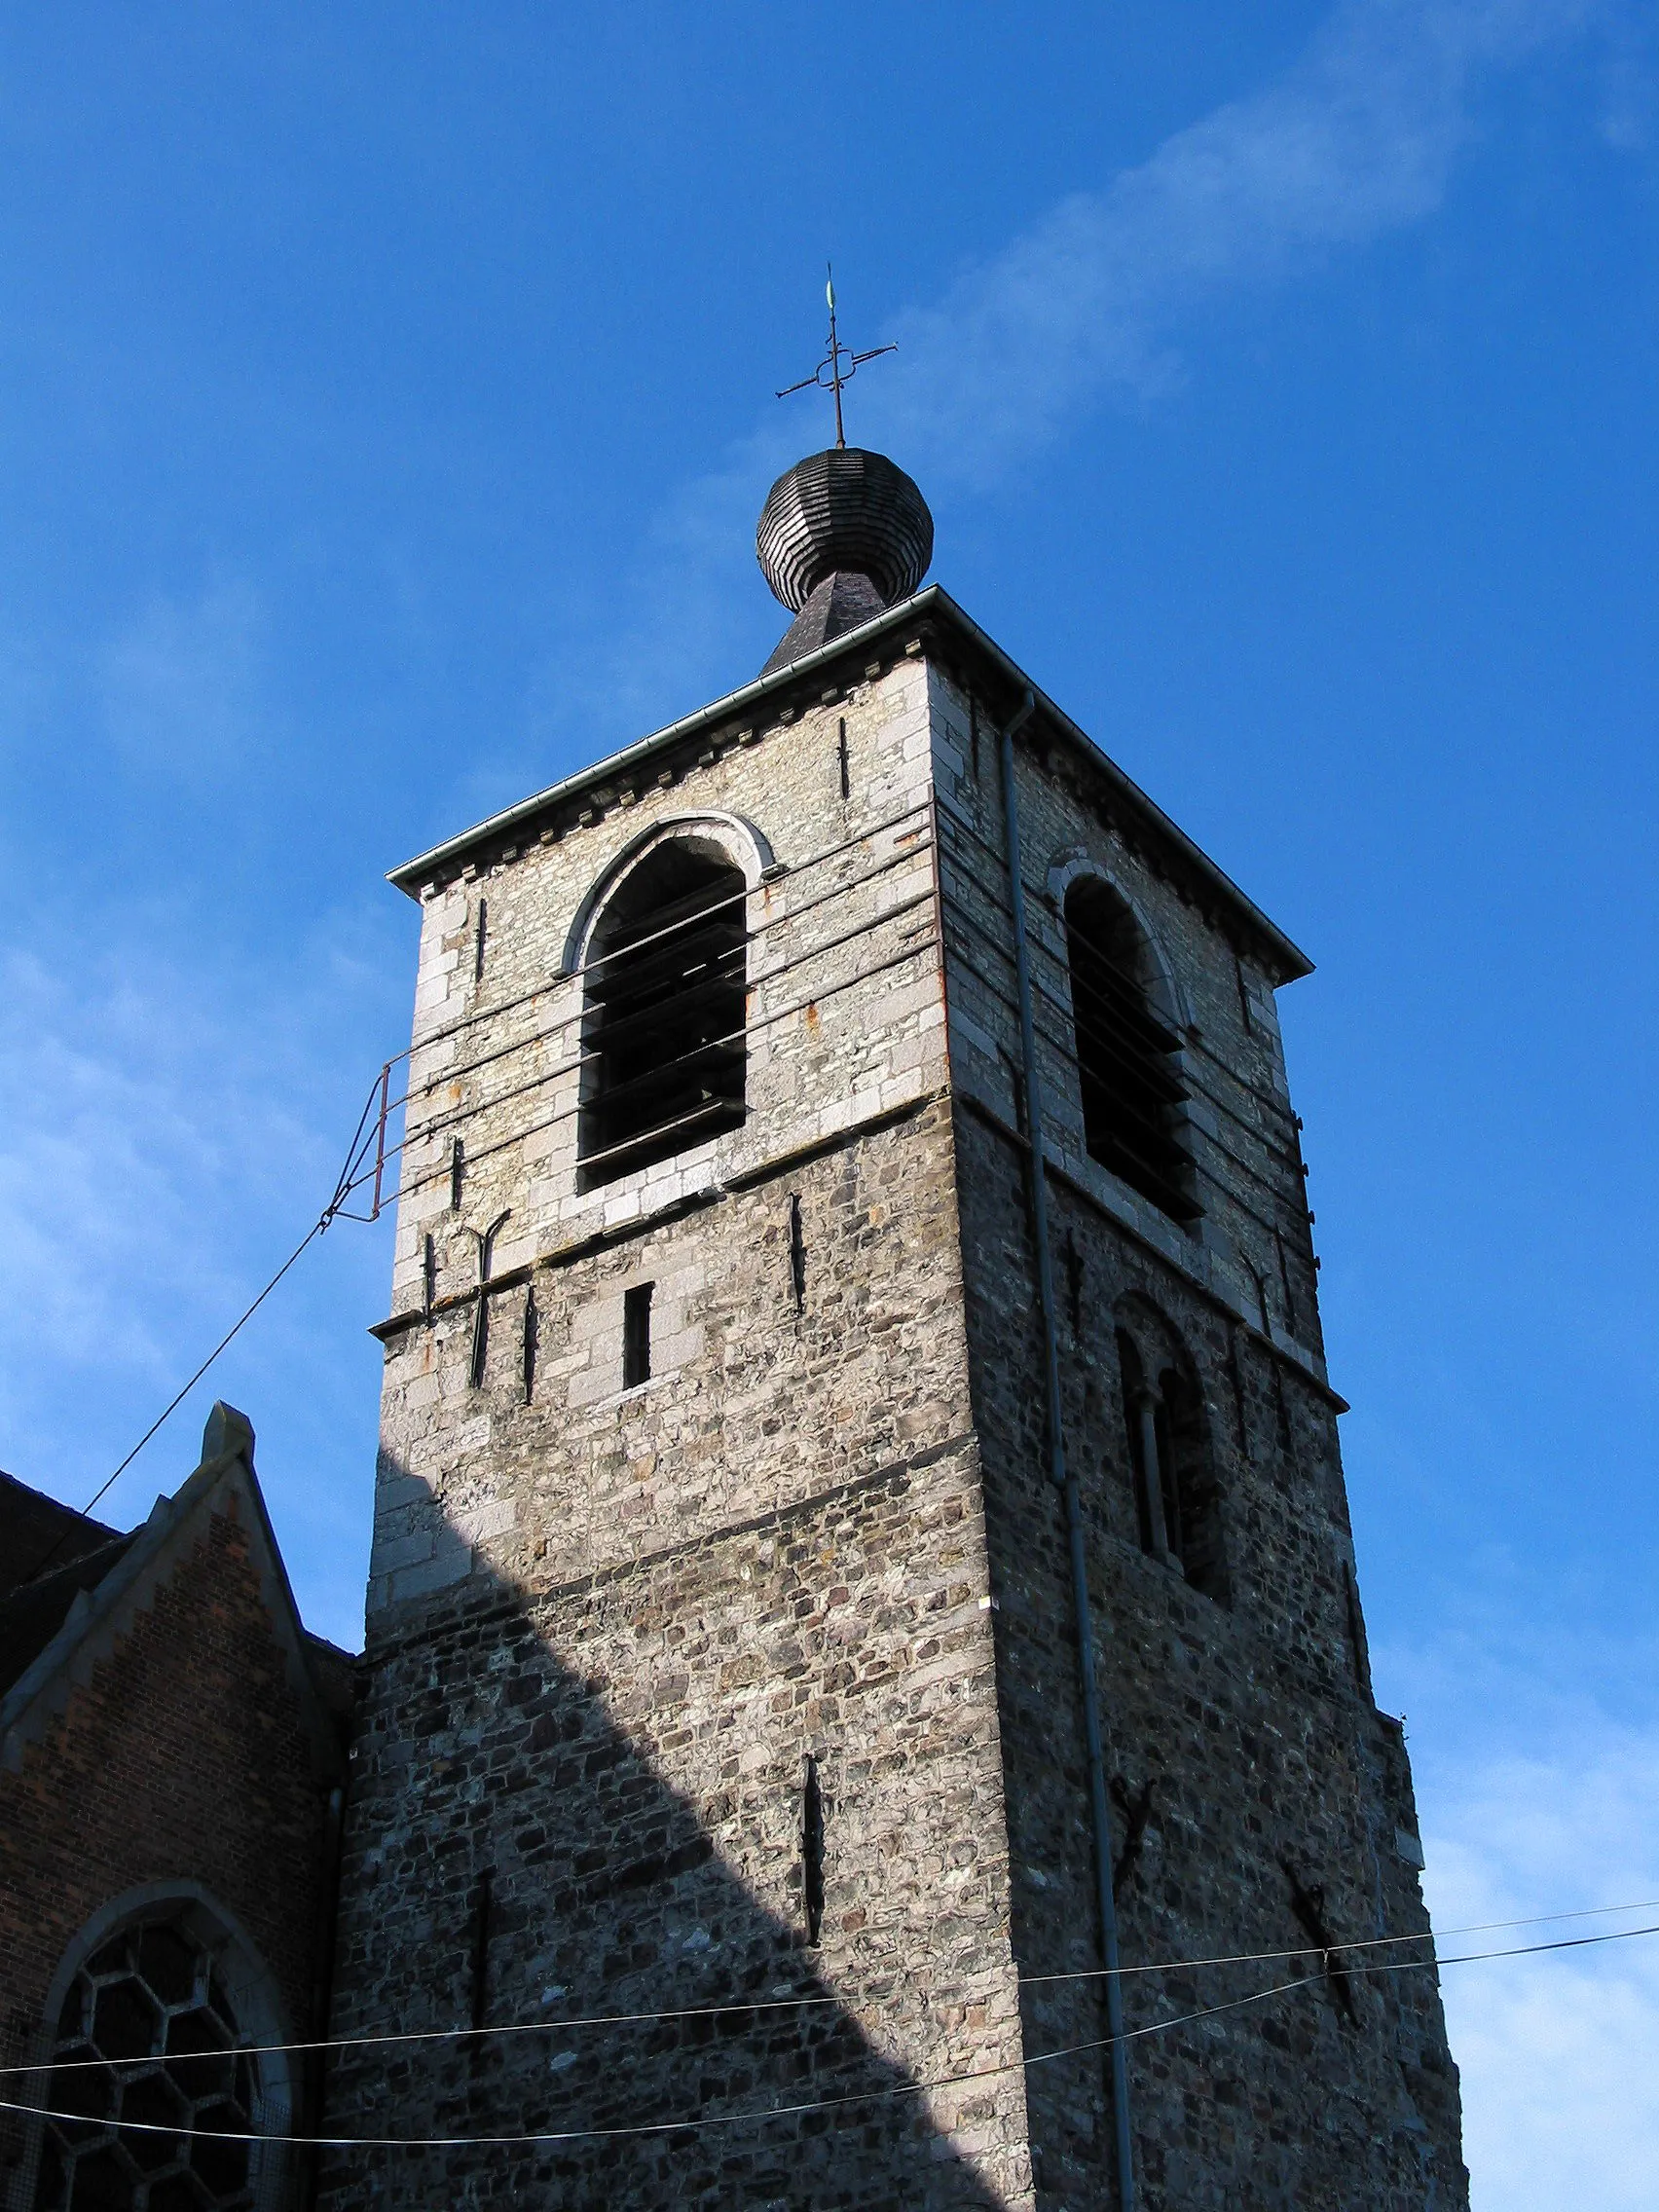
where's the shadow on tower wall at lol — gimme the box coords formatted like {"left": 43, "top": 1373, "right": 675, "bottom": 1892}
{"left": 316, "top": 1455, "right": 1029, "bottom": 2212}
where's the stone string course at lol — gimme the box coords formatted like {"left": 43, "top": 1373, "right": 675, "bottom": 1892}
{"left": 321, "top": 621, "right": 1465, "bottom": 2209}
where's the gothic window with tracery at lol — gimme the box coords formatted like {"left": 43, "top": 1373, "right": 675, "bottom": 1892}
{"left": 577, "top": 840, "right": 749, "bottom": 1186}
{"left": 1063, "top": 877, "right": 1198, "bottom": 1225}
{"left": 33, "top": 1912, "right": 272, "bottom": 2212}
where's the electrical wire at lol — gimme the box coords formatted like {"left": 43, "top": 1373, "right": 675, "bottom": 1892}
{"left": 366, "top": 927, "right": 939, "bottom": 1216}
{"left": 387, "top": 830, "right": 933, "bottom": 1118}
{"left": 939, "top": 892, "right": 1305, "bottom": 1242}
{"left": 25, "top": 789, "right": 1295, "bottom": 1569}
{"left": 937, "top": 808, "right": 1302, "bottom": 1148}
{"left": 19, "top": 1219, "right": 328, "bottom": 1584}
{"left": 18, "top": 1051, "right": 408, "bottom": 1584}
{"left": 937, "top": 796, "right": 1304, "bottom": 1137}
{"left": 17, "top": 817, "right": 943, "bottom": 1574}
{"left": 352, "top": 883, "right": 937, "bottom": 1200}
{"left": 7, "top": 1921, "right": 1656, "bottom": 2152}
{"left": 382, "top": 799, "right": 934, "bottom": 1084}
{"left": 12, "top": 1898, "right": 1659, "bottom": 2081}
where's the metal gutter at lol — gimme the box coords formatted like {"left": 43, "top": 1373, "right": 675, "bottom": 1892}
{"left": 385, "top": 587, "right": 1313, "bottom": 984}
{"left": 386, "top": 596, "right": 927, "bottom": 897}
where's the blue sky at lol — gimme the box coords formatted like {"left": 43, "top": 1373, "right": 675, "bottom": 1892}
{"left": 1, "top": 4, "right": 1654, "bottom": 2201}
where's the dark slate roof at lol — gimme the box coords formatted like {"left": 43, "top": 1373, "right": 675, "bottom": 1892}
{"left": 0, "top": 1528, "right": 135, "bottom": 1696}
{"left": 0, "top": 1469, "right": 122, "bottom": 1601}
{"left": 760, "top": 570, "right": 888, "bottom": 676}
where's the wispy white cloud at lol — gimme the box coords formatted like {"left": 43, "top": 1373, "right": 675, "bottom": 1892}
{"left": 516, "top": 426, "right": 794, "bottom": 769}
{"left": 0, "top": 910, "right": 392, "bottom": 1643}
{"left": 1428, "top": 1727, "right": 1659, "bottom": 2209}
{"left": 873, "top": 0, "right": 1613, "bottom": 483}
{"left": 0, "top": 930, "right": 326, "bottom": 1423}
{"left": 1383, "top": 1615, "right": 1659, "bottom": 2209}
{"left": 511, "top": 0, "right": 1628, "bottom": 771}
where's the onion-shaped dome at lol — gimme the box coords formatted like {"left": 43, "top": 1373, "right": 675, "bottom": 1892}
{"left": 756, "top": 449, "right": 934, "bottom": 612}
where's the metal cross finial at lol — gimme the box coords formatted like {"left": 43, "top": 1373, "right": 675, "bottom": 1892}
{"left": 775, "top": 265, "right": 896, "bottom": 449}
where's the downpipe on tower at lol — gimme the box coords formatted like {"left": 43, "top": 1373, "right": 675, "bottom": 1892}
{"left": 996, "top": 689, "right": 1136, "bottom": 2212}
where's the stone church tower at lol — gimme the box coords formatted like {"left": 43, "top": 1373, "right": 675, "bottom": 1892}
{"left": 319, "top": 444, "right": 1466, "bottom": 2209}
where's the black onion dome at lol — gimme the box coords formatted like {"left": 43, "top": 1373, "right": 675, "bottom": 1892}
{"left": 756, "top": 448, "right": 934, "bottom": 612}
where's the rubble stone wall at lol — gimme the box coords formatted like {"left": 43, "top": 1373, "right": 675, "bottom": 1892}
{"left": 928, "top": 661, "right": 1466, "bottom": 2211}
{"left": 325, "top": 635, "right": 1038, "bottom": 2207}
{"left": 325, "top": 612, "right": 1465, "bottom": 2208}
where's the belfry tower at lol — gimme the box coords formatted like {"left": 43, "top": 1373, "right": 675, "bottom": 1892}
{"left": 320, "top": 438, "right": 1466, "bottom": 2210}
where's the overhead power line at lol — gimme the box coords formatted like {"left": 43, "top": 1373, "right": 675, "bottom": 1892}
{"left": 7, "top": 1921, "right": 1657, "bottom": 2153}
{"left": 11, "top": 1898, "right": 1659, "bottom": 2082}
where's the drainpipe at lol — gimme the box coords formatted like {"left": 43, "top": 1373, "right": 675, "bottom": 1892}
{"left": 998, "top": 690, "right": 1136, "bottom": 2212}
{"left": 305, "top": 1779, "right": 348, "bottom": 2212}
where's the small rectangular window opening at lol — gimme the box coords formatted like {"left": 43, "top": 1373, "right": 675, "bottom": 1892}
{"left": 623, "top": 1282, "right": 653, "bottom": 1389}
{"left": 450, "top": 1136, "right": 465, "bottom": 1212}
{"left": 836, "top": 717, "right": 851, "bottom": 801}
{"left": 474, "top": 897, "right": 488, "bottom": 984}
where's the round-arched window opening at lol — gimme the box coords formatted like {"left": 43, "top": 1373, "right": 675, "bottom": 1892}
{"left": 577, "top": 840, "right": 749, "bottom": 1187}
{"left": 33, "top": 1910, "right": 279, "bottom": 2212}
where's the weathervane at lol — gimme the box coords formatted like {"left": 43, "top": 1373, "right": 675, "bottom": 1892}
{"left": 776, "top": 265, "right": 896, "bottom": 449}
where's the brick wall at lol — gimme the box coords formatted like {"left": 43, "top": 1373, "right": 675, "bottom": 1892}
{"left": 0, "top": 1497, "right": 342, "bottom": 2197}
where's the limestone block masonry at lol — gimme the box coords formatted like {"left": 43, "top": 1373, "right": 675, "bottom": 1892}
{"left": 319, "top": 589, "right": 1466, "bottom": 2211}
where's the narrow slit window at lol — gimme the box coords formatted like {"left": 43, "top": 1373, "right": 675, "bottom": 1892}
{"left": 1160, "top": 1366, "right": 1229, "bottom": 1604}
{"left": 1063, "top": 878, "right": 1198, "bottom": 1224}
{"left": 1117, "top": 1330, "right": 1162, "bottom": 1557}
{"left": 468, "top": 1867, "right": 494, "bottom": 2034}
{"left": 802, "top": 1755, "right": 826, "bottom": 1946}
{"left": 623, "top": 1282, "right": 653, "bottom": 1389}
{"left": 522, "top": 1286, "right": 538, "bottom": 1403}
{"left": 1118, "top": 1330, "right": 1229, "bottom": 1604}
{"left": 578, "top": 842, "right": 748, "bottom": 1187}
{"left": 788, "top": 1194, "right": 806, "bottom": 1311}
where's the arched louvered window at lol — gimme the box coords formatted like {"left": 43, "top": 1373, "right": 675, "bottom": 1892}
{"left": 578, "top": 841, "right": 748, "bottom": 1187}
{"left": 1063, "top": 878, "right": 1198, "bottom": 1224}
